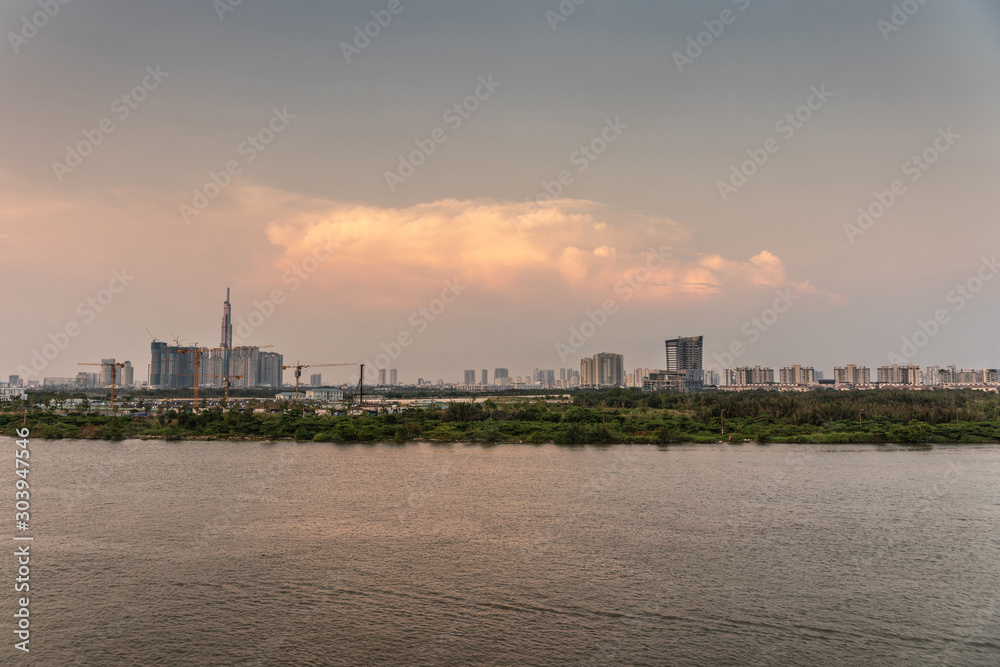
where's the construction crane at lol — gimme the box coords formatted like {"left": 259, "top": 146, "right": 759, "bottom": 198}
{"left": 281, "top": 362, "right": 357, "bottom": 400}
{"left": 357, "top": 363, "right": 365, "bottom": 411}
{"left": 178, "top": 348, "right": 204, "bottom": 404}
{"left": 205, "top": 375, "right": 243, "bottom": 402}
{"left": 79, "top": 361, "right": 126, "bottom": 413}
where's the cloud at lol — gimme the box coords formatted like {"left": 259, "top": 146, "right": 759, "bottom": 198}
{"left": 261, "top": 191, "right": 838, "bottom": 306}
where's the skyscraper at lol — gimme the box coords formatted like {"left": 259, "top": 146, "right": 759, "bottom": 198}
{"left": 378, "top": 368, "right": 387, "bottom": 385}
{"left": 100, "top": 358, "right": 116, "bottom": 387}
{"left": 481, "top": 369, "right": 488, "bottom": 385}
{"left": 580, "top": 353, "right": 624, "bottom": 387}
{"left": 220, "top": 287, "right": 233, "bottom": 377}
{"left": 464, "top": 370, "right": 476, "bottom": 385}
{"left": 390, "top": 368, "right": 398, "bottom": 386}
{"left": 665, "top": 336, "right": 703, "bottom": 391}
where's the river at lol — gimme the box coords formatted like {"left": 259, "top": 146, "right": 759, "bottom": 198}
{"left": 6, "top": 439, "right": 999, "bottom": 665}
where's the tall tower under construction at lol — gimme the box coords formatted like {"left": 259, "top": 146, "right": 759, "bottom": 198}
{"left": 220, "top": 287, "right": 233, "bottom": 376}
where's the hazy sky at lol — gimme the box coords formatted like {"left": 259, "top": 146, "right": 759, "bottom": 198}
{"left": 3, "top": 0, "right": 1000, "bottom": 384}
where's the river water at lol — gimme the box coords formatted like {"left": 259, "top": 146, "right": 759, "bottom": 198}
{"left": 5, "top": 439, "right": 999, "bottom": 665}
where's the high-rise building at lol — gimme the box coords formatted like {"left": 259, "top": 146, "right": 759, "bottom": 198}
{"left": 482, "top": 369, "right": 488, "bottom": 385}
{"left": 8, "top": 375, "right": 19, "bottom": 387}
{"left": 258, "top": 352, "right": 283, "bottom": 388}
{"left": 580, "top": 353, "right": 623, "bottom": 387}
{"left": 493, "top": 368, "right": 509, "bottom": 386}
{"left": 220, "top": 288, "right": 233, "bottom": 377}
{"left": 779, "top": 365, "right": 815, "bottom": 385}
{"left": 665, "top": 336, "right": 703, "bottom": 391}
{"left": 390, "top": 368, "right": 398, "bottom": 386}
{"left": 311, "top": 373, "right": 323, "bottom": 386}
{"left": 924, "top": 366, "right": 940, "bottom": 386}
{"left": 121, "top": 361, "right": 133, "bottom": 387}
{"left": 725, "top": 366, "right": 775, "bottom": 385}
{"left": 101, "top": 359, "right": 118, "bottom": 387}
{"left": 464, "top": 370, "right": 476, "bottom": 385}
{"left": 377, "top": 369, "right": 386, "bottom": 385}
{"left": 877, "top": 364, "right": 921, "bottom": 385}
{"left": 666, "top": 336, "right": 703, "bottom": 372}
{"left": 834, "top": 365, "right": 871, "bottom": 385}
{"left": 939, "top": 368, "right": 993, "bottom": 385}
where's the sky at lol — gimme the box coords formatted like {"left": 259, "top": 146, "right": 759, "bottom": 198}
{"left": 3, "top": 0, "right": 1000, "bottom": 385}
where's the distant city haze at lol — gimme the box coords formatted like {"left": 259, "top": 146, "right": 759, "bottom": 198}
{"left": 3, "top": 1, "right": 1000, "bottom": 384}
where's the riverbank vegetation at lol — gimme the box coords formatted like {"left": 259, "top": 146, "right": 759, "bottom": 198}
{"left": 3, "top": 389, "right": 1000, "bottom": 444}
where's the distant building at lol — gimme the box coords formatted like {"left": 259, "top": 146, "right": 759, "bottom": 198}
{"left": 1, "top": 386, "right": 27, "bottom": 400}
{"left": 924, "top": 366, "right": 940, "bottom": 386}
{"left": 580, "top": 353, "right": 624, "bottom": 388}
{"left": 121, "top": 361, "right": 134, "bottom": 387}
{"left": 390, "top": 368, "right": 398, "bottom": 386}
{"left": 482, "top": 369, "right": 488, "bottom": 385}
{"left": 726, "top": 366, "right": 775, "bottom": 386}
{"left": 665, "top": 336, "right": 703, "bottom": 391}
{"left": 100, "top": 358, "right": 116, "bottom": 387}
{"left": 834, "top": 365, "right": 870, "bottom": 385}
{"left": 938, "top": 368, "right": 997, "bottom": 385}
{"left": 43, "top": 377, "right": 78, "bottom": 389}
{"left": 311, "top": 373, "right": 323, "bottom": 386}
{"left": 8, "top": 375, "right": 20, "bottom": 387}
{"left": 877, "top": 364, "right": 921, "bottom": 385}
{"left": 305, "top": 389, "right": 344, "bottom": 403}
{"left": 220, "top": 288, "right": 233, "bottom": 377}
{"left": 494, "top": 368, "right": 509, "bottom": 386}
{"left": 779, "top": 365, "right": 815, "bottom": 385}
{"left": 644, "top": 370, "right": 690, "bottom": 391}
{"left": 150, "top": 341, "right": 281, "bottom": 389}
{"left": 258, "top": 352, "right": 283, "bottom": 388}
{"left": 464, "top": 370, "right": 476, "bottom": 385}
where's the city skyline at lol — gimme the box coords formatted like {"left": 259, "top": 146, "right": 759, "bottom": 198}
{"left": 3, "top": 1, "right": 1000, "bottom": 383}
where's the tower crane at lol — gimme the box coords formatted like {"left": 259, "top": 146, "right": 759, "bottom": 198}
{"left": 178, "top": 347, "right": 204, "bottom": 404}
{"left": 79, "top": 361, "right": 126, "bottom": 413}
{"left": 205, "top": 375, "right": 243, "bottom": 403}
{"left": 281, "top": 362, "right": 357, "bottom": 400}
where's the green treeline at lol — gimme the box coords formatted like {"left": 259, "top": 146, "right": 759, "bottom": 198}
{"left": 2, "top": 389, "right": 1000, "bottom": 445}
